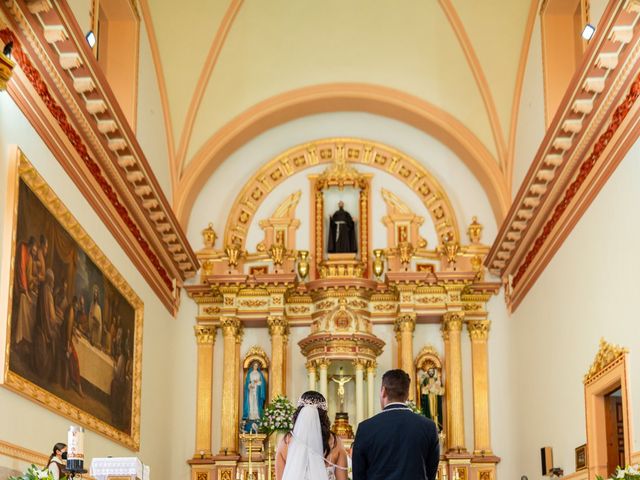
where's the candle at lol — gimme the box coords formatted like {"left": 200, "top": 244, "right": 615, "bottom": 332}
{"left": 66, "top": 426, "right": 84, "bottom": 472}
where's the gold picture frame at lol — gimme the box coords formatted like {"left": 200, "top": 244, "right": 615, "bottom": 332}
{"left": 575, "top": 444, "right": 587, "bottom": 471}
{"left": 0, "top": 148, "right": 143, "bottom": 450}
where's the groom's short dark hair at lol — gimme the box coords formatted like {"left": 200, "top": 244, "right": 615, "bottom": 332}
{"left": 382, "top": 369, "right": 410, "bottom": 401}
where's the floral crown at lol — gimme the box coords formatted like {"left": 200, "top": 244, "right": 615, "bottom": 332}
{"left": 297, "top": 397, "right": 328, "bottom": 411}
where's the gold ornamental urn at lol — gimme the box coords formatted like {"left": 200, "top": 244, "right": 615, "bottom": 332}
{"left": 372, "top": 249, "right": 384, "bottom": 278}
{"left": 297, "top": 250, "right": 310, "bottom": 279}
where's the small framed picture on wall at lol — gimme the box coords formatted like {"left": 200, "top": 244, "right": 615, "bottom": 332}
{"left": 575, "top": 444, "right": 587, "bottom": 471}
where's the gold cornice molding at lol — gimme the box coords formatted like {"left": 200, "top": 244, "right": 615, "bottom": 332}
{"left": 487, "top": 1, "right": 640, "bottom": 311}
{"left": 0, "top": 2, "right": 198, "bottom": 314}
{"left": 223, "top": 138, "right": 460, "bottom": 250}
{"left": 584, "top": 338, "right": 628, "bottom": 384}
{"left": 0, "top": 439, "right": 48, "bottom": 467}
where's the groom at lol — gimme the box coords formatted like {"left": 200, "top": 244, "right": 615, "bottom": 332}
{"left": 352, "top": 369, "right": 440, "bottom": 480}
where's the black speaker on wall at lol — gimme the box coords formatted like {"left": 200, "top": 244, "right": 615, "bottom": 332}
{"left": 540, "top": 447, "right": 553, "bottom": 476}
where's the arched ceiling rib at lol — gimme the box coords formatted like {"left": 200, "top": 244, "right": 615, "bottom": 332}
{"left": 172, "top": 83, "right": 510, "bottom": 230}
{"left": 185, "top": 0, "right": 495, "bottom": 167}
{"left": 139, "top": 0, "right": 535, "bottom": 221}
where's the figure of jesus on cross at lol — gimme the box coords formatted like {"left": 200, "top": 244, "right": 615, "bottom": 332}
{"left": 330, "top": 367, "right": 353, "bottom": 412}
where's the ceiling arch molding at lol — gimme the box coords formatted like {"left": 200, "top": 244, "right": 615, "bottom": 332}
{"left": 223, "top": 137, "right": 461, "bottom": 251}
{"left": 174, "top": 83, "right": 510, "bottom": 228}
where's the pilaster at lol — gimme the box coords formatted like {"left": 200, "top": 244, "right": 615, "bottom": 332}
{"left": 193, "top": 325, "right": 217, "bottom": 459}
{"left": 468, "top": 319, "right": 492, "bottom": 456}
{"left": 442, "top": 311, "right": 466, "bottom": 453}
{"left": 267, "top": 315, "right": 288, "bottom": 398}
{"left": 219, "top": 317, "right": 241, "bottom": 455}
{"left": 394, "top": 313, "right": 416, "bottom": 400}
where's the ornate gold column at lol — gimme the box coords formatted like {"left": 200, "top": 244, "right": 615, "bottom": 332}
{"left": 318, "top": 360, "right": 330, "bottom": 399}
{"left": 366, "top": 361, "right": 376, "bottom": 418}
{"left": 354, "top": 360, "right": 365, "bottom": 425}
{"left": 395, "top": 313, "right": 416, "bottom": 400}
{"left": 442, "top": 311, "right": 466, "bottom": 453}
{"left": 468, "top": 319, "right": 492, "bottom": 455}
{"left": 193, "top": 325, "right": 217, "bottom": 458}
{"left": 268, "top": 315, "right": 288, "bottom": 398}
{"left": 306, "top": 360, "right": 317, "bottom": 391}
{"left": 219, "top": 317, "right": 241, "bottom": 454}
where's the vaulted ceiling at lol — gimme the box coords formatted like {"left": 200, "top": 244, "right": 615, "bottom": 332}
{"left": 139, "top": 0, "right": 537, "bottom": 224}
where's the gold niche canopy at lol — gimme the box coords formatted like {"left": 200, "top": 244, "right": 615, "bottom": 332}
{"left": 312, "top": 149, "right": 371, "bottom": 279}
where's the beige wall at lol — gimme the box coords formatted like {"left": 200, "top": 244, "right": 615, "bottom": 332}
{"left": 136, "top": 19, "right": 172, "bottom": 200}
{"left": 0, "top": 93, "right": 190, "bottom": 479}
{"left": 512, "top": 16, "right": 545, "bottom": 193}
{"left": 511, "top": 138, "right": 640, "bottom": 480}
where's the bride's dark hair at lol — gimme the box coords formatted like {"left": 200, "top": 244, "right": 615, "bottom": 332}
{"left": 289, "top": 390, "right": 336, "bottom": 457}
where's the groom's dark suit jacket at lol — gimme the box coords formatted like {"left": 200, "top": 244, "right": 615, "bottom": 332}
{"left": 352, "top": 403, "right": 440, "bottom": 480}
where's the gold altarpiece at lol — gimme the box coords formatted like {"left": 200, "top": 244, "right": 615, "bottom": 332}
{"left": 185, "top": 139, "right": 501, "bottom": 480}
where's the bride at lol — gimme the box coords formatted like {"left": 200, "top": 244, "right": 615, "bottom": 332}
{"left": 276, "top": 391, "right": 349, "bottom": 480}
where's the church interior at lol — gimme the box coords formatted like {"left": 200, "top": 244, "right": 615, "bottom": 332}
{"left": 0, "top": 1, "right": 639, "bottom": 479}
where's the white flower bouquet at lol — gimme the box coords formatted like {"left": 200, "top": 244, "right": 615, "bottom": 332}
{"left": 258, "top": 395, "right": 295, "bottom": 435}
{"left": 597, "top": 465, "right": 640, "bottom": 480}
{"left": 9, "top": 464, "right": 60, "bottom": 480}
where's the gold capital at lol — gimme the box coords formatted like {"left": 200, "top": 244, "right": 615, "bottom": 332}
{"left": 442, "top": 312, "right": 464, "bottom": 332}
{"left": 317, "top": 359, "right": 331, "bottom": 369}
{"left": 353, "top": 359, "right": 366, "bottom": 370}
{"left": 220, "top": 317, "right": 240, "bottom": 336}
{"left": 366, "top": 361, "right": 378, "bottom": 373}
{"left": 394, "top": 313, "right": 416, "bottom": 333}
{"left": 305, "top": 360, "right": 317, "bottom": 372}
{"left": 467, "top": 320, "right": 490, "bottom": 341}
{"left": 194, "top": 325, "right": 217, "bottom": 344}
{"left": 235, "top": 323, "right": 244, "bottom": 344}
{"left": 267, "top": 315, "right": 288, "bottom": 336}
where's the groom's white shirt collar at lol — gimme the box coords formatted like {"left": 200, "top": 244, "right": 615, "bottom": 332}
{"left": 383, "top": 402, "right": 407, "bottom": 409}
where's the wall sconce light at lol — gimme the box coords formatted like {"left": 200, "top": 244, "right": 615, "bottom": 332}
{"left": 86, "top": 30, "right": 96, "bottom": 48}
{"left": 582, "top": 23, "right": 596, "bottom": 40}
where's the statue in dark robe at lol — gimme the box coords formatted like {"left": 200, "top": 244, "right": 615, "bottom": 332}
{"left": 328, "top": 201, "right": 357, "bottom": 253}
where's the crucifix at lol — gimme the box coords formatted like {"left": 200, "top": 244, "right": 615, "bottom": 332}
{"left": 330, "top": 367, "right": 353, "bottom": 412}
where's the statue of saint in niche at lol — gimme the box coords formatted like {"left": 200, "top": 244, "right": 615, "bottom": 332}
{"left": 242, "top": 361, "right": 267, "bottom": 432}
{"left": 418, "top": 366, "right": 444, "bottom": 430}
{"left": 328, "top": 201, "right": 357, "bottom": 254}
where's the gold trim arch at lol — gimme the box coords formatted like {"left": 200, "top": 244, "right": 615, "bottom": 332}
{"left": 223, "top": 138, "right": 461, "bottom": 250}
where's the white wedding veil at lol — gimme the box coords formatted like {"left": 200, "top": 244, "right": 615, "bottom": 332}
{"left": 282, "top": 405, "right": 329, "bottom": 480}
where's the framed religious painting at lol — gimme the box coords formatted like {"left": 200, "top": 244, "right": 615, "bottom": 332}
{"left": 0, "top": 148, "right": 143, "bottom": 450}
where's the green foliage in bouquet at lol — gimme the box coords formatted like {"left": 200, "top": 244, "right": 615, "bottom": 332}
{"left": 8, "top": 464, "right": 66, "bottom": 480}
{"left": 258, "top": 395, "right": 295, "bottom": 435}
{"left": 597, "top": 465, "right": 640, "bottom": 480}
